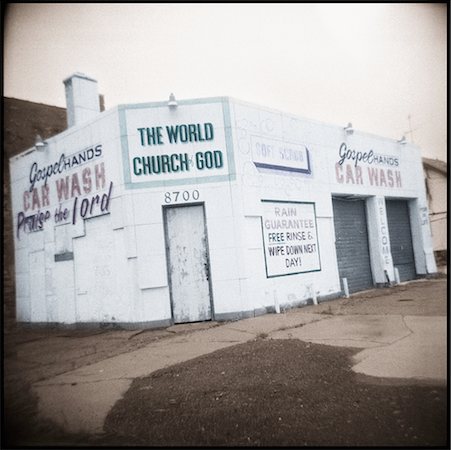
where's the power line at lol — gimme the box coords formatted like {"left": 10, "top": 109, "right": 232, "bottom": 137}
{"left": 429, "top": 216, "right": 447, "bottom": 223}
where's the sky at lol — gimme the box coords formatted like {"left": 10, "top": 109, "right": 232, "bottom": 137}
{"left": 4, "top": 3, "right": 448, "bottom": 161}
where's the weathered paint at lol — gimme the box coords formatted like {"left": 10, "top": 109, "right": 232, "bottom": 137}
{"left": 164, "top": 204, "right": 212, "bottom": 323}
{"left": 8, "top": 94, "right": 437, "bottom": 326}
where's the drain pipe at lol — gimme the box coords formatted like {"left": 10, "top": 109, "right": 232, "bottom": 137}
{"left": 394, "top": 267, "right": 401, "bottom": 285}
{"left": 342, "top": 277, "right": 350, "bottom": 298}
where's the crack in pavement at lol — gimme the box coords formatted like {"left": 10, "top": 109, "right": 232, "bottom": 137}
{"left": 298, "top": 337, "right": 389, "bottom": 346}
{"left": 223, "top": 327, "right": 257, "bottom": 336}
{"left": 400, "top": 315, "right": 415, "bottom": 334}
{"left": 35, "top": 377, "right": 136, "bottom": 387}
{"left": 268, "top": 315, "right": 334, "bottom": 336}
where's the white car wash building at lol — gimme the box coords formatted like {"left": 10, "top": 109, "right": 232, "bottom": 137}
{"left": 9, "top": 73, "right": 437, "bottom": 327}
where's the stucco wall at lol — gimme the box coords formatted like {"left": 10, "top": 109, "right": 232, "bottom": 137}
{"left": 229, "top": 98, "right": 435, "bottom": 312}
{"left": 10, "top": 97, "right": 437, "bottom": 326}
{"left": 10, "top": 108, "right": 122, "bottom": 323}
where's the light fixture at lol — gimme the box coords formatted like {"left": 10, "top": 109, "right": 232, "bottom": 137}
{"left": 34, "top": 134, "right": 47, "bottom": 151}
{"left": 397, "top": 136, "right": 407, "bottom": 145}
{"left": 344, "top": 122, "right": 354, "bottom": 135}
{"left": 168, "top": 93, "right": 177, "bottom": 108}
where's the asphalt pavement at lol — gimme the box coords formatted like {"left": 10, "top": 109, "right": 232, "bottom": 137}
{"left": 3, "top": 277, "right": 448, "bottom": 443}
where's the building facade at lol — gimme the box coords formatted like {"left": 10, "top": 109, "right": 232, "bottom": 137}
{"left": 4, "top": 97, "right": 67, "bottom": 326}
{"left": 9, "top": 74, "right": 437, "bottom": 327}
{"left": 423, "top": 157, "right": 447, "bottom": 266}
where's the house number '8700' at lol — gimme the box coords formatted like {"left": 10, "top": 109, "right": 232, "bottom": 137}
{"left": 164, "top": 190, "right": 200, "bottom": 203}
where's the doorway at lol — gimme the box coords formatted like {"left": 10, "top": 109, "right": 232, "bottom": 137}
{"left": 163, "top": 203, "right": 213, "bottom": 323}
{"left": 332, "top": 197, "right": 374, "bottom": 294}
{"left": 385, "top": 199, "right": 416, "bottom": 281}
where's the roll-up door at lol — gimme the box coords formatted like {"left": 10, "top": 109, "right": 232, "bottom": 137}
{"left": 332, "top": 197, "right": 373, "bottom": 294}
{"left": 385, "top": 200, "right": 416, "bottom": 281}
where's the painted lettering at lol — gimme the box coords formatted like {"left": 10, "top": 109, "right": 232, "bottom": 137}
{"left": 23, "top": 191, "right": 31, "bottom": 211}
{"left": 195, "top": 151, "right": 223, "bottom": 170}
{"left": 275, "top": 207, "right": 297, "bottom": 217}
{"left": 166, "top": 123, "right": 214, "bottom": 144}
{"left": 268, "top": 232, "right": 285, "bottom": 242}
{"left": 95, "top": 162, "right": 106, "bottom": 190}
{"left": 337, "top": 142, "right": 399, "bottom": 168}
{"left": 28, "top": 145, "right": 102, "bottom": 191}
{"left": 355, "top": 165, "right": 363, "bottom": 184}
{"left": 345, "top": 164, "right": 355, "bottom": 184}
{"left": 70, "top": 173, "right": 81, "bottom": 197}
{"left": 56, "top": 177, "right": 70, "bottom": 202}
{"left": 54, "top": 204, "right": 70, "bottom": 223}
{"left": 286, "top": 245, "right": 303, "bottom": 255}
{"left": 387, "top": 169, "right": 394, "bottom": 187}
{"left": 41, "top": 185, "right": 50, "bottom": 207}
{"left": 286, "top": 231, "right": 306, "bottom": 241}
{"left": 338, "top": 142, "right": 375, "bottom": 167}
{"left": 31, "top": 188, "right": 41, "bottom": 210}
{"left": 379, "top": 169, "right": 387, "bottom": 187}
{"left": 72, "top": 181, "right": 113, "bottom": 225}
{"left": 285, "top": 257, "right": 302, "bottom": 268}
{"left": 368, "top": 167, "right": 379, "bottom": 186}
{"left": 18, "top": 147, "right": 110, "bottom": 238}
{"left": 335, "top": 163, "right": 344, "bottom": 183}
{"left": 137, "top": 127, "right": 164, "bottom": 146}
{"left": 16, "top": 210, "right": 51, "bottom": 238}
{"left": 336, "top": 163, "right": 364, "bottom": 185}
{"left": 133, "top": 153, "right": 191, "bottom": 176}
{"left": 82, "top": 167, "right": 92, "bottom": 193}
{"left": 268, "top": 245, "right": 285, "bottom": 256}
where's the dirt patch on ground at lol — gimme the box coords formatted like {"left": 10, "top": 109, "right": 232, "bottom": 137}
{"left": 101, "top": 339, "right": 447, "bottom": 447}
{"left": 3, "top": 279, "right": 447, "bottom": 447}
{"left": 301, "top": 279, "right": 447, "bottom": 317}
{"left": 2, "top": 324, "right": 216, "bottom": 447}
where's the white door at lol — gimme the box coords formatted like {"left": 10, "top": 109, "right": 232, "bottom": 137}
{"left": 164, "top": 204, "right": 212, "bottom": 323}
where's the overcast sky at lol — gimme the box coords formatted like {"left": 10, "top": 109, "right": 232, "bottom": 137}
{"left": 4, "top": 3, "right": 447, "bottom": 161}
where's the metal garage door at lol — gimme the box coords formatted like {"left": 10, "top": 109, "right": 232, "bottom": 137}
{"left": 332, "top": 197, "right": 373, "bottom": 294}
{"left": 386, "top": 200, "right": 416, "bottom": 281}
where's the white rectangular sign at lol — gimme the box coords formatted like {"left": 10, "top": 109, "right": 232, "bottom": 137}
{"left": 251, "top": 136, "right": 311, "bottom": 174}
{"left": 261, "top": 200, "right": 321, "bottom": 277}
{"left": 121, "top": 101, "right": 231, "bottom": 187}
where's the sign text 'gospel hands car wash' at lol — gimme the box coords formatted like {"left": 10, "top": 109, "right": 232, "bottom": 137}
{"left": 335, "top": 142, "right": 402, "bottom": 187}
{"left": 17, "top": 144, "right": 113, "bottom": 238}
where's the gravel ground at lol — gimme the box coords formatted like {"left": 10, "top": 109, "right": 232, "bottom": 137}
{"left": 101, "top": 339, "right": 447, "bottom": 447}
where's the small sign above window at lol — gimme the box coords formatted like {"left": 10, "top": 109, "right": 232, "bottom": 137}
{"left": 251, "top": 136, "right": 311, "bottom": 174}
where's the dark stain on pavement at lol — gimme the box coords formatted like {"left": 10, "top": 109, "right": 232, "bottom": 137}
{"left": 103, "top": 339, "right": 447, "bottom": 447}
